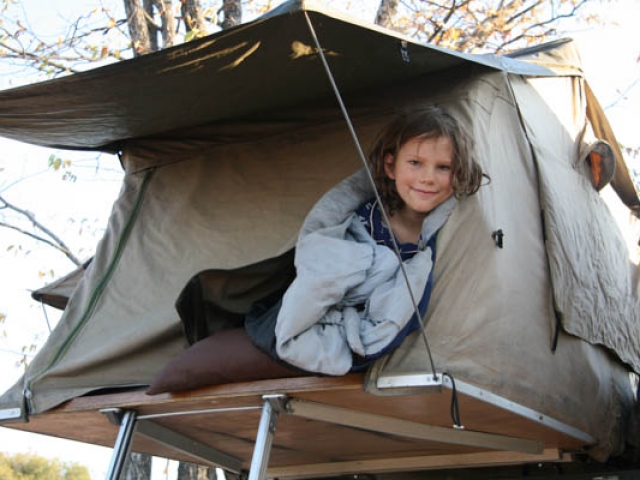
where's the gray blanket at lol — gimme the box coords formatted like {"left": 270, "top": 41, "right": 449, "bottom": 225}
{"left": 275, "top": 168, "right": 456, "bottom": 375}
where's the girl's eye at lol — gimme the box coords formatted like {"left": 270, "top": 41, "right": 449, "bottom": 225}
{"left": 408, "top": 160, "right": 420, "bottom": 166}
{"left": 438, "top": 164, "right": 451, "bottom": 171}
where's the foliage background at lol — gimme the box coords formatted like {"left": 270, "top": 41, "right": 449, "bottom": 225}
{"left": 0, "top": 452, "right": 91, "bottom": 480}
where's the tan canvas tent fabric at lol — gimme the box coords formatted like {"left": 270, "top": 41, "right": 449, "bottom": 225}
{"left": 0, "top": 0, "right": 639, "bottom": 463}
{"left": 364, "top": 70, "right": 637, "bottom": 460}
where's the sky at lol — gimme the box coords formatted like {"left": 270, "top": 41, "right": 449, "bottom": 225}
{"left": 0, "top": 1, "right": 639, "bottom": 479}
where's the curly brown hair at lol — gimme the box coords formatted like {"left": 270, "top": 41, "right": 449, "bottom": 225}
{"left": 369, "top": 105, "right": 484, "bottom": 215}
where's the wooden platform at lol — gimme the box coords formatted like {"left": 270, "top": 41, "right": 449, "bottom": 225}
{"left": 4, "top": 374, "right": 587, "bottom": 478}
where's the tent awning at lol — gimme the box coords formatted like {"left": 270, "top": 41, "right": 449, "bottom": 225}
{"left": 0, "top": 0, "right": 561, "bottom": 153}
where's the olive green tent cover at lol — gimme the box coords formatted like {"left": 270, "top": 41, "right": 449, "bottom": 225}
{"left": 1, "top": 0, "right": 639, "bottom": 461}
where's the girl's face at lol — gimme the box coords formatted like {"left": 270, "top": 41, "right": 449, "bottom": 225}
{"left": 384, "top": 135, "right": 454, "bottom": 219}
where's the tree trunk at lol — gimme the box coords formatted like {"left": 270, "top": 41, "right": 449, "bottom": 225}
{"left": 143, "top": 0, "right": 159, "bottom": 51}
{"left": 219, "top": 0, "right": 242, "bottom": 30}
{"left": 122, "top": 452, "right": 152, "bottom": 480}
{"left": 181, "top": 0, "right": 206, "bottom": 34}
{"left": 374, "top": 0, "right": 399, "bottom": 29}
{"left": 154, "top": 0, "right": 176, "bottom": 48}
{"left": 176, "top": 462, "right": 219, "bottom": 480}
{"left": 177, "top": 461, "right": 198, "bottom": 480}
{"left": 123, "top": 0, "right": 152, "bottom": 55}
{"left": 198, "top": 465, "right": 217, "bottom": 480}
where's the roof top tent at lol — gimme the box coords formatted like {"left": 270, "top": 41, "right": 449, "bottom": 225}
{"left": 1, "top": 0, "right": 640, "bottom": 478}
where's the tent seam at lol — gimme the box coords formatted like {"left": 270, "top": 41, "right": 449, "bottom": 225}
{"left": 503, "top": 73, "right": 564, "bottom": 351}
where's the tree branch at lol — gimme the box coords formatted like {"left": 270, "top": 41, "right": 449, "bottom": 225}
{"left": 429, "top": 0, "right": 456, "bottom": 43}
{"left": 0, "top": 38, "right": 80, "bottom": 74}
{"left": 487, "top": 0, "right": 589, "bottom": 53}
{"left": 0, "top": 194, "right": 82, "bottom": 266}
{"left": 606, "top": 76, "right": 640, "bottom": 110}
{"left": 506, "top": 0, "right": 544, "bottom": 25}
{"left": 0, "top": 347, "right": 35, "bottom": 358}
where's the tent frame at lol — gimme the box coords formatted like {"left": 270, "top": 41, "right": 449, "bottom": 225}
{"left": 98, "top": 375, "right": 584, "bottom": 480}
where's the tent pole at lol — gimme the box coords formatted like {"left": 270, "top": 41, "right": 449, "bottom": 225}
{"left": 102, "top": 408, "right": 138, "bottom": 480}
{"left": 247, "top": 395, "right": 285, "bottom": 480}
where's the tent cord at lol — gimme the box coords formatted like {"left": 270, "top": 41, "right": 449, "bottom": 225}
{"left": 40, "top": 300, "right": 53, "bottom": 333}
{"left": 303, "top": 11, "right": 438, "bottom": 380}
{"left": 443, "top": 372, "right": 464, "bottom": 429}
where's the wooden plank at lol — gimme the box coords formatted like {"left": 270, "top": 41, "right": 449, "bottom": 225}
{"left": 286, "top": 399, "right": 544, "bottom": 454}
{"left": 34, "top": 375, "right": 363, "bottom": 414}
{"left": 267, "top": 448, "right": 568, "bottom": 478}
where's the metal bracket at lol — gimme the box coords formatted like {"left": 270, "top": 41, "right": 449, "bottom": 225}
{"left": 377, "top": 372, "right": 443, "bottom": 391}
{"left": 101, "top": 407, "right": 128, "bottom": 426}
{"left": 0, "top": 407, "right": 23, "bottom": 422}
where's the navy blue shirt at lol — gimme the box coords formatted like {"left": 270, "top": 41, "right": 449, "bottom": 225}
{"left": 355, "top": 199, "right": 420, "bottom": 260}
{"left": 350, "top": 198, "right": 437, "bottom": 371}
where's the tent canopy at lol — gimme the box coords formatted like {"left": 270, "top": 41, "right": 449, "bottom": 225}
{"left": 0, "top": 0, "right": 560, "bottom": 153}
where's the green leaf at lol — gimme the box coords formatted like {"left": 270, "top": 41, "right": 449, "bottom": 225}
{"left": 184, "top": 29, "right": 203, "bottom": 43}
{"left": 48, "top": 154, "right": 62, "bottom": 171}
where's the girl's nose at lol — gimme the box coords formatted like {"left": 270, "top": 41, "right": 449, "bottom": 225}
{"left": 420, "top": 168, "right": 435, "bottom": 183}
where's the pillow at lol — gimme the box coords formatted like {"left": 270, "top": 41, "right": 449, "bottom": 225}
{"left": 146, "top": 328, "right": 305, "bottom": 395}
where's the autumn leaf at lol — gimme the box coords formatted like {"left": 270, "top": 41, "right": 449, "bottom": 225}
{"left": 184, "top": 29, "right": 203, "bottom": 42}
{"left": 48, "top": 154, "right": 60, "bottom": 170}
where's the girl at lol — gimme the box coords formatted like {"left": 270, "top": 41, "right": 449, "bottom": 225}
{"left": 357, "top": 105, "right": 484, "bottom": 259}
{"left": 271, "top": 106, "right": 486, "bottom": 375}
